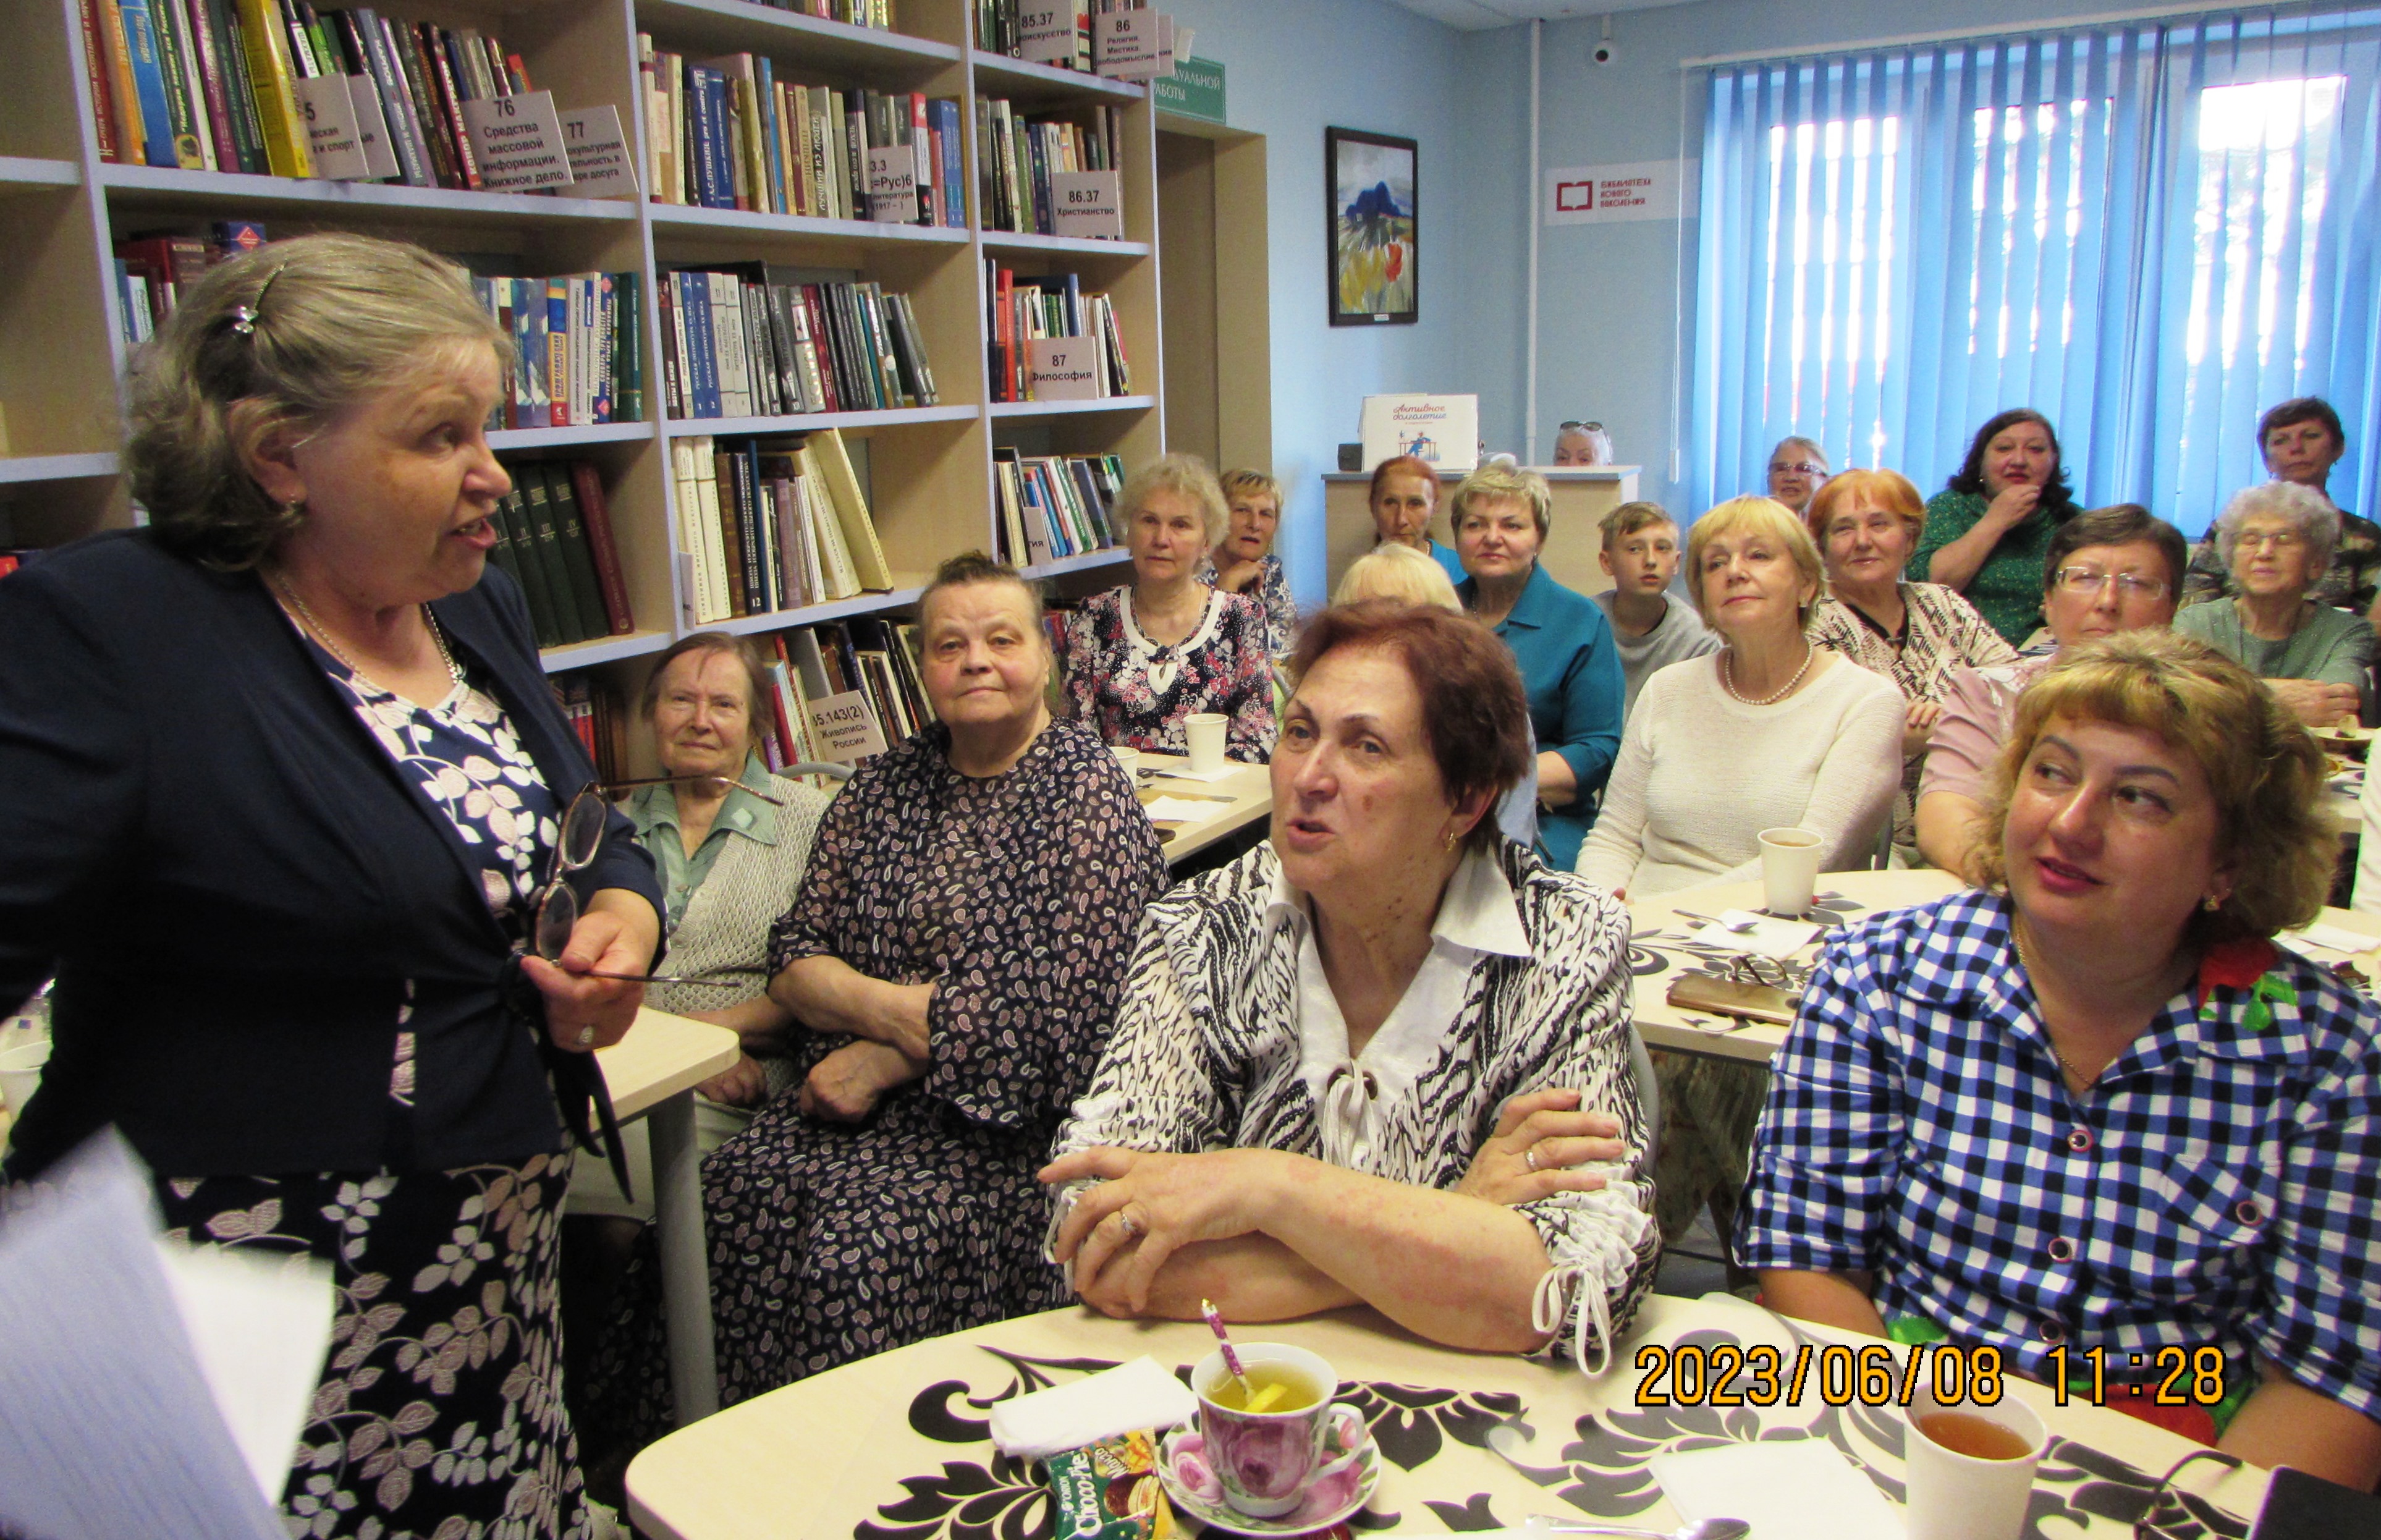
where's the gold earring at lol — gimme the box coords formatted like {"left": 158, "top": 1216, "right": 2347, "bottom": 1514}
{"left": 2203, "top": 895, "right": 2222, "bottom": 912}
{"left": 1441, "top": 827, "right": 1460, "bottom": 852}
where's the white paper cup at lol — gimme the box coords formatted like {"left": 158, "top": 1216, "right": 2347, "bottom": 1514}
{"left": 1757, "top": 826, "right": 1823, "bottom": 916}
{"left": 1901, "top": 1382, "right": 2047, "bottom": 1540}
{"left": 0, "top": 1038, "right": 51, "bottom": 1115}
{"left": 1111, "top": 745, "right": 1141, "bottom": 779}
{"left": 1185, "top": 713, "right": 1229, "bottom": 773}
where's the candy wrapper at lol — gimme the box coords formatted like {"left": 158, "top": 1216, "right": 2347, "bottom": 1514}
{"left": 1045, "top": 1431, "right": 1177, "bottom": 1540}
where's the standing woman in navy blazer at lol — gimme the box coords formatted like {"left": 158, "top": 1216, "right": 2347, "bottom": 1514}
{"left": 0, "top": 234, "right": 663, "bottom": 1540}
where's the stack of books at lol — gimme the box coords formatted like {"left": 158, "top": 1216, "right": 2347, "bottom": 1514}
{"left": 637, "top": 41, "right": 963, "bottom": 227}
{"left": 111, "top": 221, "right": 263, "bottom": 344}
{"left": 79, "top": 0, "right": 539, "bottom": 188}
{"left": 755, "top": 617, "right": 931, "bottom": 768}
{"left": 993, "top": 450, "right": 1124, "bottom": 565}
{"left": 977, "top": 100, "right": 1122, "bottom": 237}
{"left": 672, "top": 426, "right": 893, "bottom": 624}
{"left": 552, "top": 673, "right": 629, "bottom": 784}
{"left": 475, "top": 273, "right": 644, "bottom": 428}
{"left": 485, "top": 456, "right": 638, "bottom": 648}
{"left": 985, "top": 265, "right": 1129, "bottom": 402}
{"left": 657, "top": 268, "right": 936, "bottom": 420}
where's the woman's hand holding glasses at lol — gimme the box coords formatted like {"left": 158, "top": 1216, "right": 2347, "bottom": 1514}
{"left": 522, "top": 896, "right": 656, "bottom": 1055}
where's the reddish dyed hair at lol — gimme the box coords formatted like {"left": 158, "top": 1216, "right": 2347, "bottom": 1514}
{"left": 1368, "top": 454, "right": 1441, "bottom": 509}
{"left": 1289, "top": 600, "right": 1532, "bottom": 854}
{"left": 1804, "top": 467, "right": 1926, "bottom": 545}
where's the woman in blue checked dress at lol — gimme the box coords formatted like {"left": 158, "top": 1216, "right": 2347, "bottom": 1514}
{"left": 1736, "top": 632, "right": 2381, "bottom": 1490}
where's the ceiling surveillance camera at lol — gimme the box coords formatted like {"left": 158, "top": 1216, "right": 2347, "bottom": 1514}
{"left": 1591, "top": 40, "right": 1618, "bottom": 64}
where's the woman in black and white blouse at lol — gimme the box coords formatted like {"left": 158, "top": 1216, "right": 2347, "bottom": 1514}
{"left": 1043, "top": 602, "right": 1658, "bottom": 1369}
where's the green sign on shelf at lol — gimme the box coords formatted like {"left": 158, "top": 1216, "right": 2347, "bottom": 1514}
{"left": 1154, "top": 56, "right": 1226, "bottom": 125}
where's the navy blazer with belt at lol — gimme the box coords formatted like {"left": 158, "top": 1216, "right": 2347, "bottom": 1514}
{"left": 0, "top": 530, "right": 661, "bottom": 1180}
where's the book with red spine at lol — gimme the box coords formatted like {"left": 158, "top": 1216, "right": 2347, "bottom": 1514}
{"left": 417, "top": 21, "right": 481, "bottom": 190}
{"left": 75, "top": 0, "right": 121, "bottom": 161}
{"left": 179, "top": 0, "right": 240, "bottom": 172}
{"left": 800, "top": 286, "right": 840, "bottom": 412}
{"left": 569, "top": 460, "right": 635, "bottom": 635}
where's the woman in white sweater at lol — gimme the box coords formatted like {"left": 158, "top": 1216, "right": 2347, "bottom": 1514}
{"left": 1576, "top": 496, "right": 1903, "bottom": 898}
{"left": 1574, "top": 495, "right": 1903, "bottom": 1263}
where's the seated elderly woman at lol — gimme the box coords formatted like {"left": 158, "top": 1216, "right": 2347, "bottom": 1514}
{"left": 2174, "top": 481, "right": 2372, "bottom": 727}
{"left": 2183, "top": 396, "right": 2381, "bottom": 621}
{"left": 1576, "top": 494, "right": 1903, "bottom": 1254}
{"left": 1042, "top": 603, "right": 1659, "bottom": 1371}
{"left": 567, "top": 634, "right": 831, "bottom": 1240}
{"left": 1451, "top": 463, "right": 1626, "bottom": 868}
{"left": 1552, "top": 421, "right": 1615, "bottom": 467}
{"left": 1198, "top": 468, "right": 1298, "bottom": 657}
{"left": 1368, "top": 452, "right": 1468, "bottom": 583}
{"left": 582, "top": 554, "right": 1170, "bottom": 1448}
{"left": 1804, "top": 469, "right": 2016, "bottom": 857}
{"left": 1065, "top": 453, "right": 1275, "bottom": 761}
{"left": 1764, "top": 435, "right": 1830, "bottom": 518}
{"left": 1740, "top": 632, "right": 2381, "bottom": 1487}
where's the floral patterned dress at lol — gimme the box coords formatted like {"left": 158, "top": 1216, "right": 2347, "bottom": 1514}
{"left": 1194, "top": 552, "right": 1300, "bottom": 657}
{"left": 1061, "top": 585, "right": 1276, "bottom": 761}
{"left": 575, "top": 719, "right": 1169, "bottom": 1451}
{"left": 154, "top": 638, "right": 596, "bottom": 1540}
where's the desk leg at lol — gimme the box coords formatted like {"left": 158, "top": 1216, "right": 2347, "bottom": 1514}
{"left": 648, "top": 1089, "right": 719, "bottom": 1424}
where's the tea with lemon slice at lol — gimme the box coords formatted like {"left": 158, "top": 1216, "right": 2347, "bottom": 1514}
{"left": 1207, "top": 1363, "right": 1324, "bottom": 1415}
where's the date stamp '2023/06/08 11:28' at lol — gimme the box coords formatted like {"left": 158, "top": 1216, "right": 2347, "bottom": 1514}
{"left": 1631, "top": 1342, "right": 2233, "bottom": 1410}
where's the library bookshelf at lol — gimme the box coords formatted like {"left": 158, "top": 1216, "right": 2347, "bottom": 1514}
{"left": 0, "top": 0, "right": 1164, "bottom": 713}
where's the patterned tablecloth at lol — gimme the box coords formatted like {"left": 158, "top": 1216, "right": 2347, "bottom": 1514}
{"left": 626, "top": 1297, "right": 2272, "bottom": 1540}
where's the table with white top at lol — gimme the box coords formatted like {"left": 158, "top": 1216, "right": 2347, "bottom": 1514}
{"left": 596, "top": 1007, "right": 740, "bottom": 1425}
{"left": 1626, "top": 869, "right": 2381, "bottom": 1064}
{"left": 1133, "top": 751, "right": 1273, "bottom": 865}
{"left": 625, "top": 1294, "right": 2273, "bottom": 1540}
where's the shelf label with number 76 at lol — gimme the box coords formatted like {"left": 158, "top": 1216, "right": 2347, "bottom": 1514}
{"left": 460, "top": 91, "right": 577, "bottom": 192}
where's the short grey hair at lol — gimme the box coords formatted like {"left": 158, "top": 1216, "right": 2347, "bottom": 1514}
{"left": 1117, "top": 452, "right": 1229, "bottom": 547}
{"left": 1769, "top": 435, "right": 1830, "bottom": 472}
{"left": 2212, "top": 480, "right": 2341, "bottom": 574}
{"left": 124, "top": 232, "right": 510, "bottom": 570}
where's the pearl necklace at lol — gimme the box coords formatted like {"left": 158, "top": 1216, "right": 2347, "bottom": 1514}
{"left": 2011, "top": 917, "right": 2092, "bottom": 1087}
{"left": 271, "top": 574, "right": 460, "bottom": 694}
{"left": 1719, "top": 640, "right": 1814, "bottom": 706}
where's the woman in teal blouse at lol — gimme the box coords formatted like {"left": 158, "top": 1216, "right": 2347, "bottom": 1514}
{"left": 1911, "top": 408, "right": 2083, "bottom": 646}
{"left": 1450, "top": 463, "right": 1625, "bottom": 867}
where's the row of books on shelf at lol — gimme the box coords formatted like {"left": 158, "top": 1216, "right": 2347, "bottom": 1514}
{"left": 82, "top": 0, "right": 539, "bottom": 188}
{"left": 996, "top": 449, "right": 1125, "bottom": 565}
{"left": 672, "top": 428, "right": 895, "bottom": 625}
{"left": 986, "top": 266, "right": 1130, "bottom": 402}
{"left": 978, "top": 101, "right": 1125, "bottom": 237}
{"left": 110, "top": 222, "right": 264, "bottom": 343}
{"left": 478, "top": 273, "right": 645, "bottom": 429}
{"left": 658, "top": 269, "right": 937, "bottom": 421}
{"left": 639, "top": 42, "right": 963, "bottom": 228}
{"left": 486, "top": 457, "right": 636, "bottom": 649}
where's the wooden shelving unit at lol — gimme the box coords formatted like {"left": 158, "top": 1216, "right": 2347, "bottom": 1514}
{"left": 0, "top": 0, "right": 1164, "bottom": 683}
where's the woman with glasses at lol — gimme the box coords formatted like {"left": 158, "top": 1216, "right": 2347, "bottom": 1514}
{"left": 1552, "top": 421, "right": 1614, "bottom": 466}
{"left": 1764, "top": 436, "right": 1829, "bottom": 516}
{"left": 1913, "top": 408, "right": 2085, "bottom": 647}
{"left": 567, "top": 634, "right": 831, "bottom": 1240}
{"left": 1803, "top": 470, "right": 2016, "bottom": 858}
{"left": 0, "top": 235, "right": 662, "bottom": 1539}
{"left": 580, "top": 552, "right": 1169, "bottom": 1454}
{"left": 1741, "top": 633, "right": 2381, "bottom": 1489}
{"left": 2174, "top": 483, "right": 2371, "bottom": 728}
{"left": 2183, "top": 398, "right": 2381, "bottom": 621}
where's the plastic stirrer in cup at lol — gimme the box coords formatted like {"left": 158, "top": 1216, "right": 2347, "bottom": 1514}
{"left": 1198, "top": 1298, "right": 1258, "bottom": 1404}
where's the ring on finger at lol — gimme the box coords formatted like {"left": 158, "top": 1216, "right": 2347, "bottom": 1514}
{"left": 1525, "top": 1146, "right": 1541, "bottom": 1174}
{"left": 1112, "top": 1209, "right": 1141, "bottom": 1240}
{"left": 575, "top": 1025, "right": 596, "bottom": 1049}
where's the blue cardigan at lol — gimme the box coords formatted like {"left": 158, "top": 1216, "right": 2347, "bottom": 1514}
{"left": 0, "top": 530, "right": 661, "bottom": 1179}
{"left": 1460, "top": 562, "right": 1625, "bottom": 868}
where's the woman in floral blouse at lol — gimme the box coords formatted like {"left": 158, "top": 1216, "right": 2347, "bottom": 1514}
{"left": 1740, "top": 633, "right": 2381, "bottom": 1487}
{"left": 1804, "top": 469, "right": 2016, "bottom": 858}
{"left": 1064, "top": 454, "right": 1276, "bottom": 761}
{"left": 1196, "top": 467, "right": 1298, "bottom": 657}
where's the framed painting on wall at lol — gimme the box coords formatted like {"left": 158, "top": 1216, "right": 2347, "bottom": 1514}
{"left": 1326, "top": 127, "right": 1417, "bottom": 326}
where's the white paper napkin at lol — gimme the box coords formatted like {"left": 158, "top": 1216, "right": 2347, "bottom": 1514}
{"left": 1691, "top": 914, "right": 1820, "bottom": 958}
{"left": 1144, "top": 796, "right": 1230, "bottom": 823}
{"left": 1646, "top": 1438, "right": 1903, "bottom": 1540}
{"left": 985, "top": 1356, "right": 1198, "bottom": 1458}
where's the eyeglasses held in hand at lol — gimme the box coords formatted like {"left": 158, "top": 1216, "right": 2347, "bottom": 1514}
{"left": 528, "top": 785, "right": 742, "bottom": 987}
{"left": 589, "top": 772, "right": 787, "bottom": 806}
{"left": 2052, "top": 566, "right": 2171, "bottom": 600}
{"left": 2131, "top": 1447, "right": 2243, "bottom": 1539}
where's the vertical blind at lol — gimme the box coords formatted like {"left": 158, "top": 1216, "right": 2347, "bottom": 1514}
{"left": 1686, "top": 6, "right": 2381, "bottom": 532}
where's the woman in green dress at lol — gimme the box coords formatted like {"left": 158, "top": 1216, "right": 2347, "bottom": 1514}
{"left": 2175, "top": 481, "right": 2372, "bottom": 727}
{"left": 1911, "top": 408, "right": 2083, "bottom": 647}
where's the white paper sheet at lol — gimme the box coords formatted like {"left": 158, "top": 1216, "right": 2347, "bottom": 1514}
{"left": 1149, "top": 764, "right": 1242, "bottom": 783}
{"left": 1145, "top": 795, "right": 1231, "bottom": 823}
{"left": 0, "top": 1132, "right": 331, "bottom": 1540}
{"left": 1646, "top": 1437, "right": 1905, "bottom": 1540}
{"left": 1691, "top": 914, "right": 1820, "bottom": 958}
{"left": 2283, "top": 920, "right": 2378, "bottom": 956}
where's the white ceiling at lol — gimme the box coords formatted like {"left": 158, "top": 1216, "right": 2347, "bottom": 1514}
{"left": 1384, "top": 0, "right": 1699, "bottom": 29}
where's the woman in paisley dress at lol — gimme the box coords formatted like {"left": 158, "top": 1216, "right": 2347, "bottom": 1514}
{"left": 1063, "top": 454, "right": 1276, "bottom": 761}
{"left": 1195, "top": 468, "right": 1298, "bottom": 658}
{"left": 1044, "top": 602, "right": 1658, "bottom": 1373}
{"left": 0, "top": 234, "right": 662, "bottom": 1539}
{"left": 578, "top": 554, "right": 1169, "bottom": 1455}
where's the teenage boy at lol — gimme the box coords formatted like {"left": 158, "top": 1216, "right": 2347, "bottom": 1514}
{"left": 1592, "top": 501, "right": 1719, "bottom": 717}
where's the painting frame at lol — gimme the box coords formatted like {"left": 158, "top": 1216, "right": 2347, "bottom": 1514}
{"left": 1326, "top": 127, "right": 1418, "bottom": 326}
